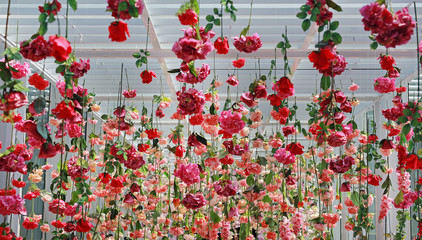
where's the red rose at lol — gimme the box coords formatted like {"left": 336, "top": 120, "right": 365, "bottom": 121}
{"left": 182, "top": 193, "right": 206, "bottom": 209}
{"left": 279, "top": 107, "right": 289, "bottom": 118}
{"left": 175, "top": 145, "right": 185, "bottom": 158}
{"left": 39, "top": 143, "right": 62, "bottom": 159}
{"left": 380, "top": 139, "right": 395, "bottom": 150}
{"left": 140, "top": 70, "right": 157, "bottom": 84}
{"left": 240, "top": 92, "right": 256, "bottom": 107}
{"left": 367, "top": 174, "right": 382, "bottom": 186}
{"left": 273, "top": 77, "right": 295, "bottom": 99}
{"left": 378, "top": 55, "right": 396, "bottom": 71}
{"left": 0, "top": 91, "right": 28, "bottom": 111}
{"left": 308, "top": 48, "right": 336, "bottom": 70}
{"left": 20, "top": 36, "right": 51, "bottom": 62}
{"left": 327, "top": 131, "right": 347, "bottom": 147}
{"left": 108, "top": 21, "right": 130, "bottom": 42}
{"left": 232, "top": 58, "right": 245, "bottom": 68}
{"left": 340, "top": 100, "right": 352, "bottom": 113}
{"left": 253, "top": 84, "right": 267, "bottom": 99}
{"left": 23, "top": 218, "right": 38, "bottom": 230}
{"left": 51, "top": 100, "right": 76, "bottom": 119}
{"left": 334, "top": 90, "right": 346, "bottom": 103}
{"left": 98, "top": 173, "right": 112, "bottom": 184}
{"left": 12, "top": 179, "right": 26, "bottom": 188}
{"left": 267, "top": 94, "right": 281, "bottom": 107}
{"left": 76, "top": 219, "right": 93, "bottom": 233}
{"left": 137, "top": 143, "right": 150, "bottom": 152}
{"left": 403, "top": 154, "right": 420, "bottom": 170}
{"left": 368, "top": 134, "right": 378, "bottom": 143}
{"left": 214, "top": 37, "right": 229, "bottom": 54}
{"left": 28, "top": 73, "right": 49, "bottom": 90}
{"left": 48, "top": 35, "right": 72, "bottom": 62}
{"left": 340, "top": 182, "right": 351, "bottom": 192}
{"left": 178, "top": 9, "right": 198, "bottom": 26}
{"left": 286, "top": 142, "right": 304, "bottom": 155}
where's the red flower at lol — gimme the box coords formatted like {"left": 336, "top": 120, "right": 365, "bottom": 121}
{"left": 273, "top": 77, "right": 295, "bottom": 100}
{"left": 12, "top": 179, "right": 26, "bottom": 188}
{"left": 214, "top": 37, "right": 229, "bottom": 54}
{"left": 286, "top": 142, "right": 304, "bottom": 155}
{"left": 145, "top": 128, "right": 159, "bottom": 139}
{"left": 267, "top": 94, "right": 281, "bottom": 107}
{"left": 175, "top": 145, "right": 185, "bottom": 158}
{"left": 76, "top": 219, "right": 93, "bottom": 233}
{"left": 98, "top": 173, "right": 112, "bottom": 184}
{"left": 23, "top": 217, "right": 38, "bottom": 230}
{"left": 232, "top": 58, "right": 245, "bottom": 68}
{"left": 403, "top": 154, "right": 421, "bottom": 170}
{"left": 51, "top": 100, "right": 76, "bottom": 119}
{"left": 308, "top": 48, "right": 336, "bottom": 71}
{"left": 253, "top": 85, "right": 267, "bottom": 99}
{"left": 108, "top": 21, "right": 130, "bottom": 42}
{"left": 240, "top": 92, "right": 256, "bottom": 108}
{"left": 140, "top": 70, "right": 157, "bottom": 84}
{"left": 20, "top": 36, "right": 51, "bottom": 62}
{"left": 51, "top": 220, "right": 67, "bottom": 228}
{"left": 189, "top": 114, "right": 204, "bottom": 125}
{"left": 368, "top": 134, "right": 378, "bottom": 143}
{"left": 0, "top": 91, "right": 28, "bottom": 112}
{"left": 378, "top": 55, "right": 396, "bottom": 71}
{"left": 367, "top": 174, "right": 382, "bottom": 186}
{"left": 48, "top": 35, "right": 72, "bottom": 62}
{"left": 39, "top": 0, "right": 62, "bottom": 15}
{"left": 380, "top": 139, "right": 395, "bottom": 150}
{"left": 178, "top": 9, "right": 198, "bottom": 26}
{"left": 28, "top": 73, "right": 49, "bottom": 90}
{"left": 137, "top": 143, "right": 150, "bottom": 152}
{"left": 38, "top": 143, "right": 62, "bottom": 159}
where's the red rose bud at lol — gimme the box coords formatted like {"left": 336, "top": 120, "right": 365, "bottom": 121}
{"left": 140, "top": 70, "right": 157, "bottom": 84}
{"left": 178, "top": 9, "right": 198, "bottom": 26}
{"left": 253, "top": 85, "right": 267, "bottom": 99}
{"left": 232, "top": 58, "right": 245, "bottom": 68}
{"left": 286, "top": 142, "right": 304, "bottom": 155}
{"left": 214, "top": 37, "right": 229, "bottom": 55}
{"left": 28, "top": 73, "right": 49, "bottom": 90}
{"left": 48, "top": 35, "right": 72, "bottom": 62}
{"left": 380, "top": 139, "right": 395, "bottom": 150}
{"left": 108, "top": 21, "right": 130, "bottom": 42}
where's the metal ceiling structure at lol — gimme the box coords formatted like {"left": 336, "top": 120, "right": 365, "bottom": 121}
{"left": 1, "top": 0, "right": 422, "bottom": 139}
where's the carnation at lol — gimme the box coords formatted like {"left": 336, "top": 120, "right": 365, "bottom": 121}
{"left": 218, "top": 110, "right": 245, "bottom": 135}
{"left": 374, "top": 77, "right": 395, "bottom": 93}
{"left": 172, "top": 27, "right": 215, "bottom": 63}
{"left": 0, "top": 194, "right": 27, "bottom": 215}
{"left": 176, "top": 87, "right": 205, "bottom": 115}
{"left": 182, "top": 193, "right": 206, "bottom": 209}
{"left": 20, "top": 36, "right": 51, "bottom": 62}
{"left": 174, "top": 163, "right": 201, "bottom": 186}
{"left": 233, "top": 33, "right": 262, "bottom": 53}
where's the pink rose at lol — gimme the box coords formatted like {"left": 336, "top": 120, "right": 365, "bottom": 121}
{"left": 181, "top": 193, "right": 206, "bottom": 209}
{"left": 327, "top": 131, "right": 347, "bottom": 147}
{"left": 374, "top": 77, "right": 395, "bottom": 93}
{"left": 219, "top": 110, "right": 246, "bottom": 135}
{"left": 174, "top": 163, "right": 200, "bottom": 186}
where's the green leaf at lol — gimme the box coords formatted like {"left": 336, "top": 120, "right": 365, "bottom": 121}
{"left": 398, "top": 116, "right": 408, "bottom": 124}
{"left": 402, "top": 124, "right": 411, "bottom": 135}
{"left": 56, "top": 65, "right": 66, "bottom": 73}
{"left": 132, "top": 52, "right": 141, "bottom": 58}
{"left": 370, "top": 41, "right": 378, "bottom": 50}
{"left": 0, "top": 62, "right": 12, "bottom": 82}
{"left": 262, "top": 195, "right": 272, "bottom": 203}
{"left": 33, "top": 98, "right": 46, "bottom": 114}
{"left": 326, "top": 0, "right": 343, "bottom": 12}
{"left": 39, "top": 13, "right": 48, "bottom": 23}
{"left": 140, "top": 56, "right": 148, "bottom": 64}
{"left": 320, "top": 75, "right": 331, "bottom": 90}
{"left": 246, "top": 175, "right": 254, "bottom": 186}
{"left": 230, "top": 11, "right": 236, "bottom": 21}
{"left": 206, "top": 15, "right": 214, "bottom": 22}
{"left": 135, "top": 59, "right": 143, "bottom": 68}
{"left": 323, "top": 30, "right": 331, "bottom": 42}
{"left": 330, "top": 21, "right": 339, "bottom": 30}
{"left": 128, "top": 5, "right": 139, "bottom": 18}
{"left": 118, "top": 1, "right": 128, "bottom": 11}
{"left": 210, "top": 210, "right": 221, "bottom": 223}
{"left": 213, "top": 8, "right": 219, "bottom": 15}
{"left": 351, "top": 191, "right": 360, "bottom": 206}
{"left": 300, "top": 4, "right": 311, "bottom": 12}
{"left": 13, "top": 82, "right": 29, "bottom": 92}
{"left": 213, "top": 18, "right": 221, "bottom": 26}
{"left": 296, "top": 11, "right": 307, "bottom": 19}
{"left": 403, "top": 109, "right": 413, "bottom": 116}
{"left": 265, "top": 172, "right": 274, "bottom": 185}
{"left": 48, "top": 14, "right": 56, "bottom": 23}
{"left": 310, "top": 13, "right": 317, "bottom": 21}
{"left": 239, "top": 223, "right": 248, "bottom": 240}
{"left": 204, "top": 23, "right": 213, "bottom": 33}
{"left": 69, "top": 0, "right": 77, "bottom": 10}
{"left": 276, "top": 41, "right": 285, "bottom": 49}
{"left": 331, "top": 32, "right": 342, "bottom": 44}
{"left": 394, "top": 191, "right": 404, "bottom": 205}
{"left": 302, "top": 19, "right": 311, "bottom": 31}
{"left": 38, "top": 22, "right": 48, "bottom": 36}
{"left": 37, "top": 122, "right": 48, "bottom": 139}
{"left": 167, "top": 68, "right": 181, "bottom": 74}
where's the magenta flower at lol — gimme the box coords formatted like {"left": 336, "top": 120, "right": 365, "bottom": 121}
{"left": 218, "top": 110, "right": 245, "bottom": 135}
{"left": 233, "top": 33, "right": 262, "bottom": 53}
{"left": 374, "top": 77, "right": 395, "bottom": 94}
{"left": 176, "top": 87, "right": 205, "bottom": 115}
{"left": 174, "top": 163, "right": 201, "bottom": 186}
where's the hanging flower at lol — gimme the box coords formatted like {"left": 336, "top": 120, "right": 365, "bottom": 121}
{"left": 213, "top": 180, "right": 237, "bottom": 197}
{"left": 76, "top": 219, "right": 93, "bottom": 233}
{"left": 20, "top": 36, "right": 51, "bottom": 62}
{"left": 329, "top": 156, "right": 355, "bottom": 173}
{"left": 374, "top": 77, "right": 395, "bottom": 93}
{"left": 327, "top": 131, "right": 347, "bottom": 147}
{"left": 122, "top": 89, "right": 137, "bottom": 98}
{"left": 274, "top": 148, "right": 295, "bottom": 165}
{"left": 214, "top": 37, "right": 229, "bottom": 54}
{"left": 182, "top": 193, "right": 206, "bottom": 209}
{"left": 176, "top": 63, "right": 210, "bottom": 84}
{"left": 218, "top": 110, "right": 245, "bottom": 135}
{"left": 48, "top": 35, "right": 72, "bottom": 62}
{"left": 69, "top": 58, "right": 90, "bottom": 79}
{"left": 233, "top": 33, "right": 262, "bottom": 53}
{"left": 28, "top": 73, "right": 49, "bottom": 90}
{"left": 232, "top": 58, "right": 246, "bottom": 68}
{"left": 51, "top": 100, "right": 76, "bottom": 120}
{"left": 177, "top": 9, "right": 198, "bottom": 26}
{"left": 308, "top": 48, "right": 336, "bottom": 71}
{"left": 0, "top": 91, "right": 28, "bottom": 112}
{"left": 108, "top": 21, "right": 130, "bottom": 42}
{"left": 140, "top": 70, "right": 157, "bottom": 84}
{"left": 38, "top": 0, "right": 62, "bottom": 16}
{"left": 378, "top": 55, "right": 396, "bottom": 71}
{"left": 107, "top": 0, "right": 144, "bottom": 20}
{"left": 0, "top": 194, "right": 27, "bottom": 215}
{"left": 272, "top": 77, "right": 295, "bottom": 100}
{"left": 176, "top": 87, "right": 205, "bottom": 115}
{"left": 174, "top": 163, "right": 201, "bottom": 186}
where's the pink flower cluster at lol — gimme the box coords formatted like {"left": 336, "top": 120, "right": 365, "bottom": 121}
{"left": 274, "top": 148, "right": 295, "bottom": 165}
{"left": 374, "top": 77, "right": 395, "bottom": 94}
{"left": 0, "top": 59, "right": 31, "bottom": 79}
{"left": 172, "top": 27, "right": 215, "bottom": 63}
{"left": 213, "top": 180, "right": 237, "bottom": 197}
{"left": 360, "top": 3, "right": 415, "bottom": 48}
{"left": 67, "top": 156, "right": 89, "bottom": 181}
{"left": 378, "top": 195, "right": 392, "bottom": 221}
{"left": 0, "top": 194, "right": 26, "bottom": 216}
{"left": 174, "top": 163, "right": 201, "bottom": 186}
{"left": 176, "top": 87, "right": 206, "bottom": 115}
{"left": 176, "top": 63, "right": 210, "bottom": 84}
{"left": 0, "top": 144, "right": 32, "bottom": 174}
{"left": 329, "top": 156, "right": 354, "bottom": 174}
{"left": 69, "top": 58, "right": 91, "bottom": 79}
{"left": 218, "top": 110, "right": 245, "bottom": 135}
{"left": 233, "top": 33, "right": 262, "bottom": 53}
{"left": 181, "top": 193, "right": 206, "bottom": 209}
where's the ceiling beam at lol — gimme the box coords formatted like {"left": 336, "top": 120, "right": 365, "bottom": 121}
{"left": 74, "top": 48, "right": 418, "bottom": 59}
